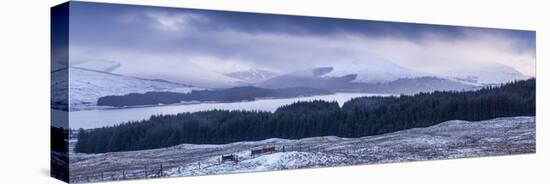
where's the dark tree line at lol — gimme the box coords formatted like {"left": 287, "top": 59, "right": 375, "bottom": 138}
{"left": 51, "top": 126, "right": 68, "bottom": 152}
{"left": 50, "top": 126, "right": 70, "bottom": 182}
{"left": 76, "top": 79, "right": 535, "bottom": 153}
{"left": 97, "top": 86, "right": 331, "bottom": 107}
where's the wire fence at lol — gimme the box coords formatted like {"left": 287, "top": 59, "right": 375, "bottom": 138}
{"left": 68, "top": 142, "right": 344, "bottom": 183}
{"left": 70, "top": 140, "right": 440, "bottom": 182}
{"left": 69, "top": 163, "right": 166, "bottom": 183}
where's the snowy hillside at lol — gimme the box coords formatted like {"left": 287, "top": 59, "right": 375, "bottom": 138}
{"left": 441, "top": 62, "right": 529, "bottom": 85}
{"left": 64, "top": 67, "right": 202, "bottom": 111}
{"left": 225, "top": 69, "right": 278, "bottom": 83}
{"left": 71, "top": 60, "right": 122, "bottom": 73}
{"left": 324, "top": 59, "right": 528, "bottom": 86}
{"left": 361, "top": 76, "right": 475, "bottom": 94}
{"left": 51, "top": 67, "right": 69, "bottom": 110}
{"left": 69, "top": 116, "right": 534, "bottom": 182}
{"left": 326, "top": 59, "right": 423, "bottom": 83}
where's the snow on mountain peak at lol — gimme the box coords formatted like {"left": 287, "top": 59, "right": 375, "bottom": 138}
{"left": 326, "top": 59, "right": 423, "bottom": 83}
{"left": 440, "top": 62, "right": 529, "bottom": 85}
{"left": 225, "top": 69, "right": 278, "bottom": 83}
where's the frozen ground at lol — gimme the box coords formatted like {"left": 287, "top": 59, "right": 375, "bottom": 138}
{"left": 69, "top": 116, "right": 535, "bottom": 183}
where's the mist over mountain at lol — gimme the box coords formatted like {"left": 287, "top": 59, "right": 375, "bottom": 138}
{"left": 69, "top": 52, "right": 529, "bottom": 98}
{"left": 254, "top": 66, "right": 474, "bottom": 94}
{"left": 326, "top": 59, "right": 423, "bottom": 83}
{"left": 70, "top": 51, "right": 529, "bottom": 91}
{"left": 441, "top": 62, "right": 529, "bottom": 85}
{"left": 358, "top": 77, "right": 476, "bottom": 94}
{"left": 225, "top": 69, "right": 278, "bottom": 83}
{"left": 256, "top": 67, "right": 359, "bottom": 90}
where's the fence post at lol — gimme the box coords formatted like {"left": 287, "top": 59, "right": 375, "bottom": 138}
{"left": 144, "top": 165, "right": 148, "bottom": 178}
{"left": 122, "top": 169, "right": 126, "bottom": 180}
{"left": 160, "top": 164, "right": 163, "bottom": 177}
{"left": 101, "top": 172, "right": 104, "bottom": 181}
{"left": 198, "top": 162, "right": 201, "bottom": 169}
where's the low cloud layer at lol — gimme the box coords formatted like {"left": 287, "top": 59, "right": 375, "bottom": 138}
{"left": 68, "top": 2, "right": 535, "bottom": 86}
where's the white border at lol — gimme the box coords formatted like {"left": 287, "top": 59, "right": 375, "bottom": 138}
{"left": 0, "top": 0, "right": 546, "bottom": 184}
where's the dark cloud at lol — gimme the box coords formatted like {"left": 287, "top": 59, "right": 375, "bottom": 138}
{"left": 67, "top": 1, "right": 536, "bottom": 80}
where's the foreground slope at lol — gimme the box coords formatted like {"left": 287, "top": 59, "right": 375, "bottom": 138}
{"left": 69, "top": 116, "right": 534, "bottom": 182}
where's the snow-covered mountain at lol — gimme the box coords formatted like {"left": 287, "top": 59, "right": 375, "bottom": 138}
{"left": 71, "top": 60, "right": 122, "bottom": 73}
{"left": 326, "top": 59, "right": 424, "bottom": 83}
{"left": 256, "top": 67, "right": 359, "bottom": 90}
{"left": 225, "top": 69, "right": 278, "bottom": 83}
{"left": 361, "top": 76, "right": 475, "bottom": 94}
{"left": 322, "top": 58, "right": 528, "bottom": 86}
{"left": 256, "top": 67, "right": 473, "bottom": 94}
{"left": 441, "top": 62, "right": 530, "bottom": 85}
{"left": 58, "top": 67, "right": 202, "bottom": 111}
{"left": 51, "top": 67, "right": 69, "bottom": 111}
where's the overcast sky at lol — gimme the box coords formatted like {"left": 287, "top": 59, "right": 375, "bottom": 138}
{"left": 67, "top": 1, "right": 536, "bottom": 81}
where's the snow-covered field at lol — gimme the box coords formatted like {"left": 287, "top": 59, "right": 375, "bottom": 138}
{"left": 68, "top": 116, "right": 535, "bottom": 183}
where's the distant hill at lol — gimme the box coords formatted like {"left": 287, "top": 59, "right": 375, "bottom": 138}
{"left": 358, "top": 76, "right": 476, "bottom": 94}
{"left": 97, "top": 86, "right": 332, "bottom": 107}
{"left": 257, "top": 67, "right": 359, "bottom": 90}
{"left": 58, "top": 67, "right": 201, "bottom": 111}
{"left": 225, "top": 69, "right": 278, "bottom": 83}
{"left": 326, "top": 59, "right": 423, "bottom": 83}
{"left": 440, "top": 62, "right": 530, "bottom": 85}
{"left": 257, "top": 67, "right": 474, "bottom": 94}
